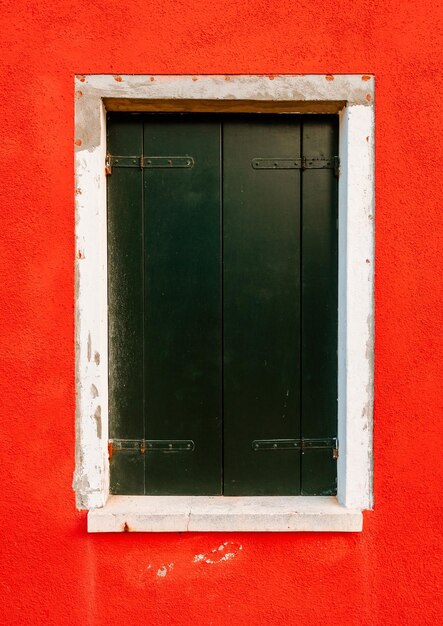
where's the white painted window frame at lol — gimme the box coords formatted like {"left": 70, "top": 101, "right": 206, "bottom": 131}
{"left": 73, "top": 75, "right": 374, "bottom": 532}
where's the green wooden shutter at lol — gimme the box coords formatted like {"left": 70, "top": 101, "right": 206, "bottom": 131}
{"left": 108, "top": 115, "right": 222, "bottom": 495}
{"left": 107, "top": 113, "right": 338, "bottom": 497}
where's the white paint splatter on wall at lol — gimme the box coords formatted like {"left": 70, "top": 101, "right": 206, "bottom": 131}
{"left": 193, "top": 542, "right": 242, "bottom": 564}
{"left": 157, "top": 563, "right": 174, "bottom": 577}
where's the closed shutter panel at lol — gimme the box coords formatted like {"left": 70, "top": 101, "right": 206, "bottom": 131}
{"left": 107, "top": 114, "right": 338, "bottom": 497}
{"left": 108, "top": 115, "right": 222, "bottom": 495}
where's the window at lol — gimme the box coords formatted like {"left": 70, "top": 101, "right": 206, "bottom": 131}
{"left": 107, "top": 113, "right": 338, "bottom": 497}
{"left": 73, "top": 75, "right": 374, "bottom": 532}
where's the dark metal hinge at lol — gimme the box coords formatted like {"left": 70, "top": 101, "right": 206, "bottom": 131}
{"left": 109, "top": 439, "right": 195, "bottom": 454}
{"left": 252, "top": 437, "right": 338, "bottom": 458}
{"left": 252, "top": 156, "right": 340, "bottom": 175}
{"left": 106, "top": 155, "right": 194, "bottom": 171}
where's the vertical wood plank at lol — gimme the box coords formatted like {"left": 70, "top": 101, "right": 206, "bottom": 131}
{"left": 107, "top": 114, "right": 145, "bottom": 494}
{"left": 223, "top": 116, "right": 302, "bottom": 495}
{"left": 143, "top": 115, "right": 222, "bottom": 494}
{"left": 301, "top": 117, "right": 339, "bottom": 495}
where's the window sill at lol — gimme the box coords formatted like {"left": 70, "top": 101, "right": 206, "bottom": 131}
{"left": 87, "top": 495, "right": 363, "bottom": 532}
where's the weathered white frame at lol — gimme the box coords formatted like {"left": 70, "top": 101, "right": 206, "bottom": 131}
{"left": 73, "top": 75, "right": 374, "bottom": 532}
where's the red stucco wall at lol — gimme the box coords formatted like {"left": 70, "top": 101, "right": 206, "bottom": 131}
{"left": 1, "top": 1, "right": 442, "bottom": 624}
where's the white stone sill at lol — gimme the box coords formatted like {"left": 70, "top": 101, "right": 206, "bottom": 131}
{"left": 87, "top": 495, "right": 363, "bottom": 532}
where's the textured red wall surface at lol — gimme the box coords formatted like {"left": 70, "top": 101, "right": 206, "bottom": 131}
{"left": 1, "top": 1, "right": 442, "bottom": 624}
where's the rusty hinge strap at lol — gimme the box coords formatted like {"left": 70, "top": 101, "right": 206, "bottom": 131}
{"left": 252, "top": 437, "right": 338, "bottom": 458}
{"left": 109, "top": 438, "right": 195, "bottom": 453}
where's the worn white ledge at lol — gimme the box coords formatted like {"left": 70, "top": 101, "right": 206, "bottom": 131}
{"left": 87, "top": 496, "right": 362, "bottom": 532}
